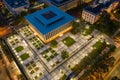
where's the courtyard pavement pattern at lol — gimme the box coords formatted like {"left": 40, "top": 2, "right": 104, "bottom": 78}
{"left": 6, "top": 25, "right": 110, "bottom": 80}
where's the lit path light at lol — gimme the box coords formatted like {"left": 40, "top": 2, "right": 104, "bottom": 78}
{"left": 59, "top": 34, "right": 63, "bottom": 37}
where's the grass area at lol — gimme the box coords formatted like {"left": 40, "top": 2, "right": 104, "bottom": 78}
{"left": 93, "top": 40, "right": 102, "bottom": 48}
{"left": 62, "top": 36, "right": 76, "bottom": 47}
{"left": 60, "top": 74, "right": 67, "bottom": 80}
{"left": 20, "top": 53, "right": 30, "bottom": 61}
{"left": 61, "top": 51, "right": 69, "bottom": 60}
{"left": 50, "top": 40, "right": 58, "bottom": 48}
{"left": 15, "top": 46, "right": 24, "bottom": 52}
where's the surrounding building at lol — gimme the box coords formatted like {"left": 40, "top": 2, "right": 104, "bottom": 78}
{"left": 82, "top": 4, "right": 102, "bottom": 24}
{"left": 25, "top": 6, "right": 74, "bottom": 43}
{"left": 82, "top": 0, "right": 119, "bottom": 24}
{"left": 44, "top": 0, "right": 79, "bottom": 11}
{"left": 105, "top": 0, "right": 119, "bottom": 13}
{"left": 3, "top": 0, "right": 29, "bottom": 15}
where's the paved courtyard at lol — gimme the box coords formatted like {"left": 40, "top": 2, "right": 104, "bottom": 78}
{"left": 6, "top": 34, "right": 48, "bottom": 80}
{"left": 5, "top": 25, "right": 110, "bottom": 80}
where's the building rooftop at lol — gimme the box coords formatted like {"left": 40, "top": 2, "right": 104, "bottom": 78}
{"left": 4, "top": 0, "right": 28, "bottom": 8}
{"left": 45, "top": 0, "right": 73, "bottom": 7}
{"left": 25, "top": 6, "right": 74, "bottom": 35}
{"left": 83, "top": 0, "right": 119, "bottom": 15}
{"left": 83, "top": 4, "right": 104, "bottom": 15}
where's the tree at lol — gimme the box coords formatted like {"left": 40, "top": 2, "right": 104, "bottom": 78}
{"left": 20, "top": 11, "right": 28, "bottom": 16}
{"left": 71, "top": 21, "right": 80, "bottom": 34}
{"left": 0, "top": 21, "right": 3, "bottom": 26}
{"left": 50, "top": 40, "right": 58, "bottom": 48}
{"left": 109, "top": 45, "right": 116, "bottom": 52}
{"left": 94, "top": 11, "right": 120, "bottom": 36}
{"left": 112, "top": 76, "right": 120, "bottom": 80}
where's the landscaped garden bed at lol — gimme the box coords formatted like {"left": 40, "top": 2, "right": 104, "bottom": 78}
{"left": 62, "top": 36, "right": 76, "bottom": 47}
{"left": 61, "top": 50, "right": 69, "bottom": 60}
{"left": 50, "top": 40, "right": 58, "bottom": 48}
{"left": 15, "top": 46, "right": 24, "bottom": 52}
{"left": 20, "top": 53, "right": 30, "bottom": 61}
{"left": 41, "top": 48, "right": 58, "bottom": 62}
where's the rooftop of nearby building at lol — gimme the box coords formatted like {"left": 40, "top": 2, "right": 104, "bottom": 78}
{"left": 4, "top": 0, "right": 28, "bottom": 8}
{"left": 25, "top": 6, "right": 74, "bottom": 35}
{"left": 45, "top": 0, "right": 73, "bottom": 7}
{"left": 83, "top": 0, "right": 119, "bottom": 15}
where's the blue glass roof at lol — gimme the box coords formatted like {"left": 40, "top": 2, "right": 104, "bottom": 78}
{"left": 25, "top": 6, "right": 74, "bottom": 35}
{"left": 5, "top": 0, "right": 28, "bottom": 8}
{"left": 83, "top": 0, "right": 119, "bottom": 15}
{"left": 45, "top": 0, "right": 73, "bottom": 7}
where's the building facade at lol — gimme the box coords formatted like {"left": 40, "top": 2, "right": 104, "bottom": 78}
{"left": 25, "top": 6, "right": 74, "bottom": 43}
{"left": 3, "top": 0, "right": 29, "bottom": 15}
{"left": 82, "top": 0, "right": 119, "bottom": 24}
{"left": 45, "top": 0, "right": 79, "bottom": 11}
{"left": 82, "top": 10, "right": 100, "bottom": 24}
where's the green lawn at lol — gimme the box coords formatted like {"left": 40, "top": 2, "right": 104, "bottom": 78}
{"left": 93, "top": 40, "right": 102, "bottom": 48}
{"left": 60, "top": 74, "right": 67, "bottom": 80}
{"left": 62, "top": 36, "right": 76, "bottom": 47}
{"left": 15, "top": 46, "right": 24, "bottom": 52}
{"left": 20, "top": 53, "right": 30, "bottom": 61}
